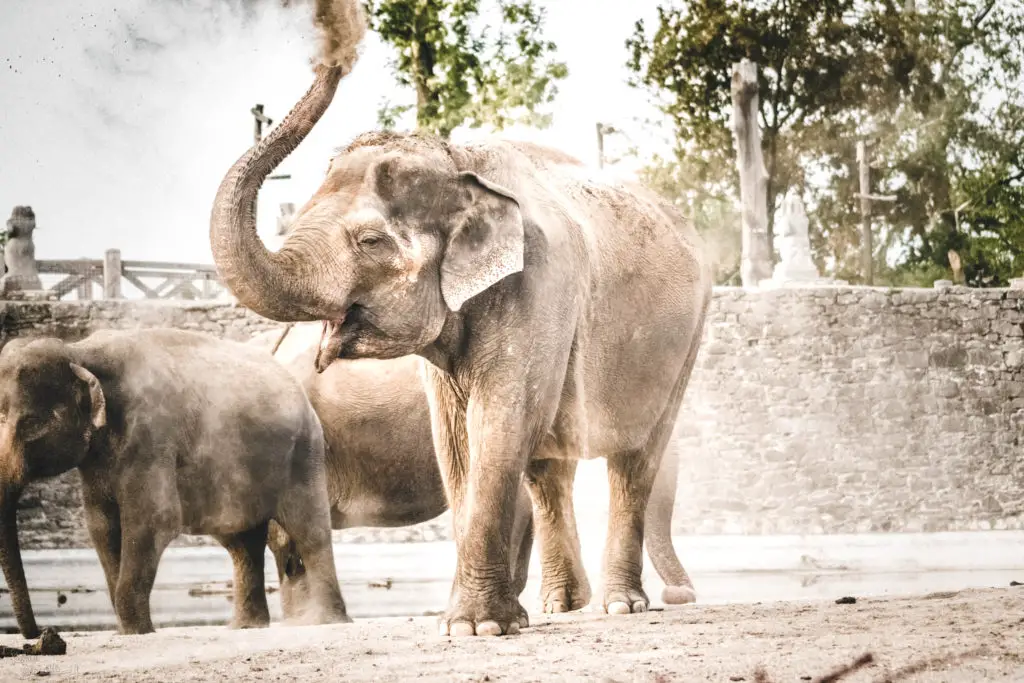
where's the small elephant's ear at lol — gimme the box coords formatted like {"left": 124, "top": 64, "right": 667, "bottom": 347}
{"left": 69, "top": 363, "right": 106, "bottom": 430}
{"left": 440, "top": 172, "right": 525, "bottom": 313}
{"left": 0, "top": 338, "right": 34, "bottom": 359}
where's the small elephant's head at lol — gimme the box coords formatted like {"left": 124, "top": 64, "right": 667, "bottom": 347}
{"left": 210, "top": 67, "right": 525, "bottom": 372}
{"left": 0, "top": 337, "right": 106, "bottom": 638}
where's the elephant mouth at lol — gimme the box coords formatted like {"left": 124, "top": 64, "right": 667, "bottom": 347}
{"left": 315, "top": 315, "right": 347, "bottom": 373}
{"left": 314, "top": 305, "right": 372, "bottom": 372}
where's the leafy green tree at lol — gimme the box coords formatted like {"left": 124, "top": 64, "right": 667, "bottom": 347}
{"left": 365, "top": 0, "right": 568, "bottom": 139}
{"left": 627, "top": 0, "right": 1024, "bottom": 286}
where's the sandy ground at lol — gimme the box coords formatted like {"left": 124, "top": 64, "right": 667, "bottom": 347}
{"left": 1, "top": 586, "right": 1021, "bottom": 682}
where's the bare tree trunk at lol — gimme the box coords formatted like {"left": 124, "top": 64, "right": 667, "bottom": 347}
{"left": 857, "top": 141, "right": 873, "bottom": 285}
{"left": 731, "top": 59, "right": 772, "bottom": 288}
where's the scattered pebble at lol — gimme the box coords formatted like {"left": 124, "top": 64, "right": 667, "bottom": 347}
{"left": 835, "top": 596, "right": 857, "bottom": 605}
{"left": 0, "top": 629, "right": 68, "bottom": 659}
{"left": 24, "top": 629, "right": 68, "bottom": 656}
{"left": 57, "top": 592, "right": 67, "bottom": 607}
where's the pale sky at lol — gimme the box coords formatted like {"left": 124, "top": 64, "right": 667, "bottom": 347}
{"left": 0, "top": 0, "right": 669, "bottom": 265}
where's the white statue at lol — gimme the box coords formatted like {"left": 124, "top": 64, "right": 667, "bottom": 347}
{"left": 770, "top": 188, "right": 821, "bottom": 284}
{"left": 276, "top": 202, "right": 296, "bottom": 237}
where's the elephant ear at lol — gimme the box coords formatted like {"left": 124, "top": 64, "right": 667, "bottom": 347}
{"left": 440, "top": 172, "right": 525, "bottom": 312}
{"left": 0, "top": 338, "right": 34, "bottom": 359}
{"left": 69, "top": 363, "right": 106, "bottom": 430}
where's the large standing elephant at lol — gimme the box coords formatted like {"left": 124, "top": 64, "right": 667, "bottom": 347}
{"left": 0, "top": 329, "right": 347, "bottom": 637}
{"left": 247, "top": 323, "right": 697, "bottom": 619}
{"left": 209, "top": 0, "right": 711, "bottom": 637}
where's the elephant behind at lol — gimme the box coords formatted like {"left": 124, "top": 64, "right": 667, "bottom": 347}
{"left": 248, "top": 323, "right": 696, "bottom": 615}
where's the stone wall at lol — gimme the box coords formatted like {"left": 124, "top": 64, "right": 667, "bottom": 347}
{"left": 670, "top": 285, "right": 1024, "bottom": 535}
{"left": 3, "top": 287, "right": 1023, "bottom": 550}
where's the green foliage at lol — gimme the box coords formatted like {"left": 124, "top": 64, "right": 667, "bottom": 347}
{"left": 365, "top": 0, "right": 568, "bottom": 139}
{"left": 627, "top": 0, "right": 1024, "bottom": 286}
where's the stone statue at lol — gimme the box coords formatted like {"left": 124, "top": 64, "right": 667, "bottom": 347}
{"left": 1, "top": 206, "right": 44, "bottom": 295}
{"left": 769, "top": 189, "right": 822, "bottom": 284}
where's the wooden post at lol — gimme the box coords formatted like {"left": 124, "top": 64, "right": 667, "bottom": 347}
{"left": 251, "top": 104, "right": 273, "bottom": 145}
{"left": 731, "top": 59, "right": 772, "bottom": 287}
{"left": 857, "top": 141, "right": 873, "bottom": 285}
{"left": 75, "top": 258, "right": 92, "bottom": 300}
{"left": 596, "top": 122, "right": 605, "bottom": 169}
{"left": 103, "top": 249, "right": 123, "bottom": 299}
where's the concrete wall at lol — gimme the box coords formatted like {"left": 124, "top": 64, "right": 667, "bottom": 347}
{"left": 3, "top": 287, "right": 1023, "bottom": 550}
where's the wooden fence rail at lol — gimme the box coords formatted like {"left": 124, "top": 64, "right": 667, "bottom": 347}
{"left": 32, "top": 250, "right": 225, "bottom": 301}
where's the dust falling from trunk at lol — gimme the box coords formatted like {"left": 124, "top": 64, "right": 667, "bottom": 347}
{"left": 313, "top": 0, "right": 366, "bottom": 72}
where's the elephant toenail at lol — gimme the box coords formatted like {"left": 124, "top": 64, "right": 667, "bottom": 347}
{"left": 607, "top": 601, "right": 631, "bottom": 615}
{"left": 476, "top": 621, "right": 503, "bottom": 636}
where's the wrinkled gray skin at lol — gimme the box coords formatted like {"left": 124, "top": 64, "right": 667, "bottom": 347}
{"left": 247, "top": 324, "right": 534, "bottom": 624}
{"left": 249, "top": 323, "right": 697, "bottom": 621}
{"left": 209, "top": 56, "right": 711, "bottom": 637}
{"left": 0, "top": 329, "right": 347, "bottom": 638}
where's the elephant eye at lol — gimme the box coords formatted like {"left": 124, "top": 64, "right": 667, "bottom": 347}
{"left": 358, "top": 233, "right": 385, "bottom": 248}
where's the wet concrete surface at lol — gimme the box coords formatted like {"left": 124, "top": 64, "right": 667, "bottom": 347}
{"left": 2, "top": 531, "right": 1022, "bottom": 632}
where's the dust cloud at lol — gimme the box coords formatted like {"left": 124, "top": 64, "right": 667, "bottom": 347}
{"left": 0, "top": 0, "right": 388, "bottom": 265}
{"left": 312, "top": 0, "right": 366, "bottom": 72}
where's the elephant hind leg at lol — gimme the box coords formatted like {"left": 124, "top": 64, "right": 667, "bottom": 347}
{"left": 526, "top": 455, "right": 591, "bottom": 615}
{"left": 643, "top": 311, "right": 706, "bottom": 607}
{"left": 601, "top": 334, "right": 702, "bottom": 615}
{"left": 214, "top": 522, "right": 271, "bottom": 629}
{"left": 273, "top": 470, "right": 349, "bottom": 626}
{"left": 645, "top": 443, "right": 696, "bottom": 605}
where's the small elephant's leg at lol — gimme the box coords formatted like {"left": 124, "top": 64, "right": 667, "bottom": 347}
{"left": 275, "top": 468, "right": 348, "bottom": 626}
{"left": 113, "top": 523, "right": 176, "bottom": 635}
{"left": 526, "top": 456, "right": 591, "bottom": 614}
{"left": 82, "top": 496, "right": 121, "bottom": 614}
{"left": 214, "top": 523, "right": 271, "bottom": 629}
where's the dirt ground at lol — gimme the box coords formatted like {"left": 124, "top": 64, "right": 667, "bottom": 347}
{"left": 1, "top": 587, "right": 1021, "bottom": 682}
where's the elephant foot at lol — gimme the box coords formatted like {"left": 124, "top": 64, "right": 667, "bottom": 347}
{"left": 438, "top": 592, "right": 525, "bottom": 637}
{"left": 540, "top": 580, "right": 592, "bottom": 614}
{"left": 517, "top": 602, "right": 530, "bottom": 629}
{"left": 228, "top": 613, "right": 271, "bottom": 630}
{"left": 600, "top": 581, "right": 649, "bottom": 615}
{"left": 288, "top": 603, "right": 352, "bottom": 627}
{"left": 661, "top": 584, "right": 697, "bottom": 605}
{"left": 116, "top": 621, "right": 156, "bottom": 636}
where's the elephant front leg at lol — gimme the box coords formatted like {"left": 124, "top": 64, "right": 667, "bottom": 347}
{"left": 113, "top": 522, "right": 177, "bottom": 635}
{"left": 433, "top": 397, "right": 537, "bottom": 637}
{"left": 440, "top": 466, "right": 527, "bottom": 637}
{"left": 526, "top": 457, "right": 591, "bottom": 614}
{"left": 82, "top": 495, "right": 121, "bottom": 615}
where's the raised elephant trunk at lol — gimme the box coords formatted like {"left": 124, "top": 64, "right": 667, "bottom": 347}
{"left": 209, "top": 65, "right": 345, "bottom": 323}
{"left": 0, "top": 485, "right": 39, "bottom": 639}
{"left": 209, "top": 0, "right": 368, "bottom": 323}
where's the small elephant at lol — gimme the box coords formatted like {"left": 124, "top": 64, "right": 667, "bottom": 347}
{"left": 0, "top": 328, "right": 347, "bottom": 637}
{"left": 248, "top": 323, "right": 697, "bottom": 620}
